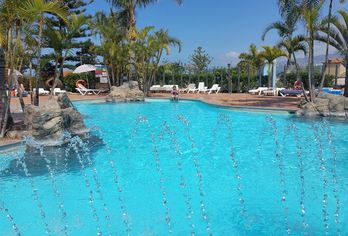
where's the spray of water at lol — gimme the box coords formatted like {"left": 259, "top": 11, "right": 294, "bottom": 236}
{"left": 79, "top": 137, "right": 113, "bottom": 236}
{"left": 25, "top": 136, "right": 70, "bottom": 236}
{"left": 178, "top": 115, "right": 212, "bottom": 235}
{"left": 217, "top": 114, "right": 247, "bottom": 217}
{"left": 0, "top": 201, "right": 21, "bottom": 236}
{"left": 66, "top": 135, "right": 103, "bottom": 236}
{"left": 17, "top": 157, "right": 52, "bottom": 235}
{"left": 136, "top": 116, "right": 173, "bottom": 234}
{"left": 266, "top": 116, "right": 290, "bottom": 234}
{"left": 162, "top": 121, "right": 196, "bottom": 235}
{"left": 311, "top": 122, "right": 330, "bottom": 234}
{"left": 287, "top": 122, "right": 308, "bottom": 231}
{"left": 322, "top": 120, "right": 341, "bottom": 235}
{"left": 92, "top": 126, "right": 132, "bottom": 235}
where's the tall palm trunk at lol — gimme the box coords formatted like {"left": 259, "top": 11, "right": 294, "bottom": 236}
{"left": 111, "top": 66, "right": 116, "bottom": 86}
{"left": 247, "top": 64, "right": 251, "bottom": 91}
{"left": 0, "top": 24, "right": 18, "bottom": 137}
{"left": 319, "top": 0, "right": 333, "bottom": 89}
{"left": 49, "top": 57, "right": 60, "bottom": 99}
{"left": 34, "top": 16, "right": 43, "bottom": 106}
{"left": 284, "top": 59, "right": 290, "bottom": 86}
{"left": 268, "top": 63, "right": 273, "bottom": 87}
{"left": 127, "top": 7, "right": 137, "bottom": 83}
{"left": 293, "top": 53, "right": 300, "bottom": 77}
{"left": 308, "top": 33, "right": 315, "bottom": 101}
{"left": 128, "top": 7, "right": 136, "bottom": 40}
{"left": 1, "top": 65, "right": 14, "bottom": 138}
{"left": 18, "top": 92, "right": 25, "bottom": 111}
{"left": 0, "top": 48, "right": 7, "bottom": 111}
{"left": 29, "top": 61, "right": 33, "bottom": 104}
{"left": 344, "top": 57, "right": 348, "bottom": 97}
{"left": 293, "top": 52, "right": 309, "bottom": 102}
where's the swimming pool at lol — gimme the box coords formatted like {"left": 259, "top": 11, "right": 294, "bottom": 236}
{"left": 0, "top": 99, "right": 348, "bottom": 235}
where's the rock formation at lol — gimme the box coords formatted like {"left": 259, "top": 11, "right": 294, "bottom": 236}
{"left": 106, "top": 81, "right": 145, "bottom": 103}
{"left": 297, "top": 92, "right": 348, "bottom": 118}
{"left": 24, "top": 93, "right": 89, "bottom": 146}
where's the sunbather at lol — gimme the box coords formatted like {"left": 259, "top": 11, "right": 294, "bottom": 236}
{"left": 294, "top": 79, "right": 303, "bottom": 90}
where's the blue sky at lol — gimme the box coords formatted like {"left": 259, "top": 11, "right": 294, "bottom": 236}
{"left": 88, "top": 0, "right": 348, "bottom": 66}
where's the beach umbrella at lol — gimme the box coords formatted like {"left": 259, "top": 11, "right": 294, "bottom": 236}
{"left": 73, "top": 64, "right": 96, "bottom": 74}
{"left": 73, "top": 64, "right": 97, "bottom": 88}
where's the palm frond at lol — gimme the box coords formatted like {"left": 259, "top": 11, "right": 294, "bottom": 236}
{"left": 20, "top": 0, "right": 68, "bottom": 23}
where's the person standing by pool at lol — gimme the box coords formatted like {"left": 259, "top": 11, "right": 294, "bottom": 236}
{"left": 18, "top": 83, "right": 28, "bottom": 97}
{"left": 171, "top": 85, "right": 179, "bottom": 101}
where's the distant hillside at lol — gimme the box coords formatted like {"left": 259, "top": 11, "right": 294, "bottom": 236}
{"left": 276, "top": 53, "right": 343, "bottom": 72}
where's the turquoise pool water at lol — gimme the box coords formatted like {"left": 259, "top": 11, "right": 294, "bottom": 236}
{"left": 0, "top": 99, "right": 348, "bottom": 235}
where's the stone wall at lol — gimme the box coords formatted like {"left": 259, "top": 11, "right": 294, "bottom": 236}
{"left": 297, "top": 92, "right": 348, "bottom": 118}
{"left": 24, "top": 94, "right": 89, "bottom": 146}
{"left": 106, "top": 81, "right": 144, "bottom": 103}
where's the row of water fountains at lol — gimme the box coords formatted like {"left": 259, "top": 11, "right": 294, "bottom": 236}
{"left": 0, "top": 113, "right": 346, "bottom": 235}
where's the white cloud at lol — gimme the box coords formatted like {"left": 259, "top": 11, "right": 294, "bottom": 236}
{"left": 213, "top": 51, "right": 241, "bottom": 66}
{"left": 225, "top": 51, "right": 240, "bottom": 59}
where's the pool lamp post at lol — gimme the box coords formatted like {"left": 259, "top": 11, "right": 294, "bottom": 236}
{"left": 228, "top": 63, "right": 232, "bottom": 94}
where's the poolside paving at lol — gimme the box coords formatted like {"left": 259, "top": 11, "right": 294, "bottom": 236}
{"left": 11, "top": 93, "right": 107, "bottom": 109}
{"left": 11, "top": 92, "right": 300, "bottom": 111}
{"left": 150, "top": 93, "right": 301, "bottom": 111}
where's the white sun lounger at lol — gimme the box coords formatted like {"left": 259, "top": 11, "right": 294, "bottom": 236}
{"left": 197, "top": 82, "right": 208, "bottom": 93}
{"left": 249, "top": 87, "right": 269, "bottom": 95}
{"left": 34, "top": 88, "right": 50, "bottom": 95}
{"left": 150, "top": 85, "right": 162, "bottom": 92}
{"left": 76, "top": 84, "right": 106, "bottom": 95}
{"left": 207, "top": 84, "right": 221, "bottom": 94}
{"left": 52, "top": 88, "right": 67, "bottom": 95}
{"left": 150, "top": 85, "right": 179, "bottom": 93}
{"left": 181, "top": 84, "right": 196, "bottom": 93}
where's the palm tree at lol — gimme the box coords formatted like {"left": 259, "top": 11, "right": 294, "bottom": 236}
{"left": 264, "top": 1, "right": 306, "bottom": 87}
{"left": 315, "top": 10, "right": 348, "bottom": 97}
{"left": 20, "top": 0, "right": 67, "bottom": 106}
{"left": 319, "top": 0, "right": 346, "bottom": 89}
{"left": 107, "top": 0, "right": 183, "bottom": 41}
{"left": 261, "top": 9, "right": 300, "bottom": 41}
{"left": 300, "top": 0, "right": 324, "bottom": 101}
{"left": 22, "top": 34, "right": 38, "bottom": 104}
{"left": 131, "top": 27, "right": 181, "bottom": 95}
{"left": 239, "top": 44, "right": 264, "bottom": 86}
{"left": 0, "top": 0, "right": 26, "bottom": 137}
{"left": 44, "top": 14, "right": 88, "bottom": 97}
{"left": 276, "top": 36, "right": 307, "bottom": 84}
{"left": 92, "top": 11, "right": 128, "bottom": 86}
{"left": 278, "top": 0, "right": 300, "bottom": 16}
{"left": 260, "top": 46, "right": 286, "bottom": 87}
{"left": 276, "top": 0, "right": 323, "bottom": 100}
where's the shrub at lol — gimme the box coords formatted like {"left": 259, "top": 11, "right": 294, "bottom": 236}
{"left": 63, "top": 74, "right": 81, "bottom": 92}
{"left": 277, "top": 70, "right": 334, "bottom": 89}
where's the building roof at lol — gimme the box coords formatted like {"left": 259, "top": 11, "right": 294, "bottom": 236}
{"left": 323, "top": 58, "right": 345, "bottom": 65}
{"left": 63, "top": 70, "right": 73, "bottom": 77}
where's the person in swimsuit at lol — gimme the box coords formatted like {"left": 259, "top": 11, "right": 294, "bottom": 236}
{"left": 171, "top": 85, "right": 179, "bottom": 101}
{"left": 294, "top": 79, "right": 302, "bottom": 90}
